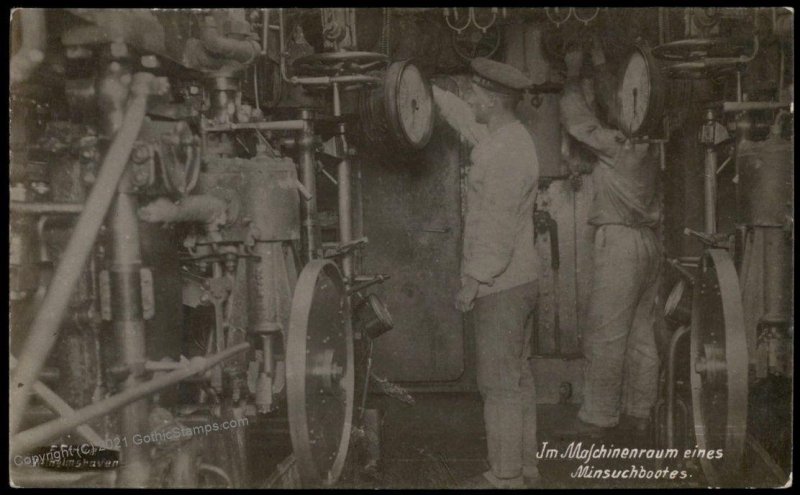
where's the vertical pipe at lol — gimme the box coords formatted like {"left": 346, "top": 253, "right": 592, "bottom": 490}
{"left": 98, "top": 58, "right": 150, "bottom": 487}
{"left": 298, "top": 109, "right": 319, "bottom": 260}
{"left": 278, "top": 9, "right": 291, "bottom": 83}
{"left": 109, "top": 184, "right": 151, "bottom": 487}
{"left": 9, "top": 74, "right": 155, "bottom": 436}
{"left": 262, "top": 9, "right": 270, "bottom": 55}
{"left": 704, "top": 147, "right": 717, "bottom": 235}
{"left": 336, "top": 124, "right": 354, "bottom": 281}
{"left": 331, "top": 82, "right": 354, "bottom": 281}
{"left": 332, "top": 81, "right": 342, "bottom": 117}
{"left": 703, "top": 111, "right": 718, "bottom": 235}
{"left": 736, "top": 70, "right": 743, "bottom": 103}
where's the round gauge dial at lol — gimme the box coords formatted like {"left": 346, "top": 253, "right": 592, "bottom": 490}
{"left": 385, "top": 60, "right": 434, "bottom": 149}
{"left": 617, "top": 46, "right": 665, "bottom": 137}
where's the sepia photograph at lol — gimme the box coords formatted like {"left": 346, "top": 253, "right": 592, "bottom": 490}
{"left": 8, "top": 6, "right": 794, "bottom": 489}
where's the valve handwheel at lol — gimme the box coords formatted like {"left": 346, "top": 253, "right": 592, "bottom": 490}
{"left": 292, "top": 51, "right": 389, "bottom": 77}
{"left": 652, "top": 37, "right": 756, "bottom": 79}
{"left": 451, "top": 24, "right": 501, "bottom": 61}
{"left": 689, "top": 248, "right": 748, "bottom": 486}
{"left": 652, "top": 38, "right": 753, "bottom": 62}
{"left": 286, "top": 260, "right": 355, "bottom": 487}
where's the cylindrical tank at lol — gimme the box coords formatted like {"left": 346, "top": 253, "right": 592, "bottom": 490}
{"left": 504, "top": 24, "right": 564, "bottom": 178}
{"left": 736, "top": 133, "right": 793, "bottom": 227}
{"left": 737, "top": 131, "right": 793, "bottom": 328}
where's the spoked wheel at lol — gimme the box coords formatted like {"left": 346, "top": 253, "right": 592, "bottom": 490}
{"left": 689, "top": 248, "right": 748, "bottom": 486}
{"left": 286, "top": 260, "right": 355, "bottom": 487}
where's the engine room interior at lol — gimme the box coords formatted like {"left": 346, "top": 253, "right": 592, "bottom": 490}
{"left": 8, "top": 7, "right": 794, "bottom": 489}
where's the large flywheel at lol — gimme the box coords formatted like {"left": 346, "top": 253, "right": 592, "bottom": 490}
{"left": 690, "top": 248, "right": 748, "bottom": 486}
{"left": 286, "top": 260, "right": 355, "bottom": 487}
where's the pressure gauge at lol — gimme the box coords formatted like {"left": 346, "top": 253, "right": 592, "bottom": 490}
{"left": 617, "top": 45, "right": 666, "bottom": 138}
{"left": 358, "top": 60, "right": 434, "bottom": 151}
{"left": 384, "top": 60, "right": 434, "bottom": 149}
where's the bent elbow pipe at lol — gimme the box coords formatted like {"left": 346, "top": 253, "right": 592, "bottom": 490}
{"left": 199, "top": 24, "right": 260, "bottom": 65}
{"left": 139, "top": 195, "right": 228, "bottom": 225}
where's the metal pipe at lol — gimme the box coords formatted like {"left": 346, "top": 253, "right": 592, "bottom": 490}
{"left": 12, "top": 343, "right": 250, "bottom": 456}
{"left": 10, "top": 73, "right": 163, "bottom": 437}
{"left": 145, "top": 361, "right": 182, "bottom": 372}
{"left": 332, "top": 82, "right": 342, "bottom": 116}
{"left": 202, "top": 119, "right": 305, "bottom": 133}
{"left": 279, "top": 8, "right": 291, "bottom": 84}
{"left": 101, "top": 58, "right": 149, "bottom": 486}
{"left": 666, "top": 325, "right": 690, "bottom": 449}
{"left": 138, "top": 195, "right": 227, "bottom": 225}
{"left": 736, "top": 70, "right": 743, "bottom": 103}
{"left": 704, "top": 146, "right": 717, "bottom": 235}
{"left": 10, "top": 202, "right": 84, "bottom": 214}
{"left": 109, "top": 183, "right": 150, "bottom": 487}
{"left": 703, "top": 112, "right": 718, "bottom": 235}
{"left": 336, "top": 131, "right": 354, "bottom": 280}
{"left": 667, "top": 258, "right": 696, "bottom": 283}
{"left": 722, "top": 101, "right": 791, "bottom": 113}
{"left": 9, "top": 356, "right": 105, "bottom": 447}
{"left": 97, "top": 59, "right": 133, "bottom": 136}
{"left": 10, "top": 8, "right": 46, "bottom": 85}
{"left": 199, "top": 16, "right": 260, "bottom": 65}
{"left": 261, "top": 9, "right": 270, "bottom": 55}
{"left": 291, "top": 74, "right": 382, "bottom": 86}
{"left": 298, "top": 110, "right": 320, "bottom": 260}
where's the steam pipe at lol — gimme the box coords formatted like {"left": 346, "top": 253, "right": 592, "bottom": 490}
{"left": 261, "top": 9, "right": 270, "bottom": 55}
{"left": 10, "top": 8, "right": 46, "bottom": 85}
{"left": 12, "top": 343, "right": 250, "bottom": 456}
{"left": 202, "top": 120, "right": 305, "bottom": 132}
{"left": 109, "top": 179, "right": 150, "bottom": 486}
{"left": 9, "top": 356, "right": 105, "bottom": 447}
{"left": 138, "top": 196, "right": 228, "bottom": 225}
{"left": 10, "top": 202, "right": 84, "bottom": 214}
{"left": 703, "top": 110, "right": 718, "bottom": 235}
{"left": 279, "top": 8, "right": 291, "bottom": 84}
{"left": 199, "top": 16, "right": 260, "bottom": 65}
{"left": 338, "top": 147, "right": 354, "bottom": 280}
{"left": 298, "top": 110, "right": 320, "bottom": 260}
{"left": 704, "top": 145, "right": 717, "bottom": 235}
{"left": 9, "top": 73, "right": 165, "bottom": 437}
{"left": 721, "top": 101, "right": 792, "bottom": 113}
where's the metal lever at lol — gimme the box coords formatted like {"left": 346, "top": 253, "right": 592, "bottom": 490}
{"left": 683, "top": 227, "right": 731, "bottom": 248}
{"left": 420, "top": 226, "right": 451, "bottom": 234}
{"left": 667, "top": 258, "right": 696, "bottom": 284}
{"left": 347, "top": 274, "right": 391, "bottom": 294}
{"left": 324, "top": 236, "right": 368, "bottom": 259}
{"left": 683, "top": 227, "right": 716, "bottom": 246}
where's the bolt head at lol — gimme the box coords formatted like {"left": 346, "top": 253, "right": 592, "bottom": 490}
{"left": 110, "top": 41, "right": 128, "bottom": 58}
{"left": 141, "top": 55, "right": 159, "bottom": 69}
